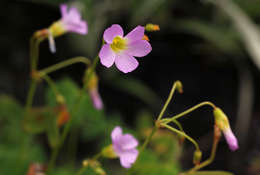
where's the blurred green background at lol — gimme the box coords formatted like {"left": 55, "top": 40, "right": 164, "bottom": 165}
{"left": 1, "top": 0, "right": 260, "bottom": 174}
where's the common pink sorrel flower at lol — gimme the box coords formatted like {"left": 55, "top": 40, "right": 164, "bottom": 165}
{"left": 48, "top": 4, "right": 88, "bottom": 52}
{"left": 111, "top": 126, "right": 139, "bottom": 168}
{"left": 99, "top": 24, "right": 152, "bottom": 73}
{"left": 213, "top": 107, "right": 239, "bottom": 151}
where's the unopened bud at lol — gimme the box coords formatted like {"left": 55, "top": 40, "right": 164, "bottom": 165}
{"left": 213, "top": 107, "right": 239, "bottom": 151}
{"left": 175, "top": 80, "right": 183, "bottom": 93}
{"left": 145, "top": 24, "right": 160, "bottom": 32}
{"left": 213, "top": 107, "right": 229, "bottom": 131}
{"left": 193, "top": 150, "right": 202, "bottom": 165}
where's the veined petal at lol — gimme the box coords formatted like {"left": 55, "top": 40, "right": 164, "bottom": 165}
{"left": 99, "top": 44, "right": 116, "bottom": 68}
{"left": 119, "top": 149, "right": 139, "bottom": 168}
{"left": 120, "top": 134, "right": 138, "bottom": 150}
{"left": 111, "top": 126, "right": 123, "bottom": 141}
{"left": 104, "top": 24, "right": 124, "bottom": 44}
{"left": 60, "top": 4, "right": 67, "bottom": 18}
{"left": 115, "top": 53, "right": 139, "bottom": 73}
{"left": 125, "top": 26, "right": 145, "bottom": 43}
{"left": 126, "top": 40, "right": 152, "bottom": 57}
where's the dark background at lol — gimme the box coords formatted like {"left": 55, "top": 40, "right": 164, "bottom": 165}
{"left": 1, "top": 0, "right": 260, "bottom": 174}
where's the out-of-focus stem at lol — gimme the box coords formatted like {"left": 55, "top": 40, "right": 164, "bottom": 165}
{"left": 163, "top": 101, "right": 216, "bottom": 123}
{"left": 161, "top": 123, "right": 200, "bottom": 151}
{"left": 39, "top": 57, "right": 91, "bottom": 76}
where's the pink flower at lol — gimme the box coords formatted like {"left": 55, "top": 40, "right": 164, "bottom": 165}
{"left": 59, "top": 4, "right": 88, "bottom": 34}
{"left": 223, "top": 127, "right": 239, "bottom": 151}
{"left": 99, "top": 24, "right": 152, "bottom": 73}
{"left": 111, "top": 126, "right": 139, "bottom": 168}
{"left": 48, "top": 4, "right": 88, "bottom": 53}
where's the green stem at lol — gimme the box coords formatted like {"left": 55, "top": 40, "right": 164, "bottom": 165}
{"left": 42, "top": 75, "right": 59, "bottom": 97}
{"left": 172, "top": 119, "right": 184, "bottom": 132}
{"left": 140, "top": 126, "right": 158, "bottom": 153}
{"left": 39, "top": 57, "right": 91, "bottom": 76}
{"left": 183, "top": 135, "right": 219, "bottom": 174}
{"left": 161, "top": 123, "right": 200, "bottom": 151}
{"left": 25, "top": 79, "right": 37, "bottom": 115}
{"left": 157, "top": 82, "right": 177, "bottom": 120}
{"left": 162, "top": 101, "right": 216, "bottom": 124}
{"left": 47, "top": 56, "right": 99, "bottom": 173}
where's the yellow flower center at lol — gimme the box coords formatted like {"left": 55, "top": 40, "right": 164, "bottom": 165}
{"left": 110, "top": 36, "right": 127, "bottom": 53}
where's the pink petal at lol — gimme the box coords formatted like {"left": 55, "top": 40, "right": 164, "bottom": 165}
{"left": 120, "top": 134, "right": 138, "bottom": 150}
{"left": 60, "top": 4, "right": 67, "bottom": 18}
{"left": 126, "top": 40, "right": 152, "bottom": 57}
{"left": 111, "top": 126, "right": 122, "bottom": 141}
{"left": 114, "top": 53, "right": 139, "bottom": 73}
{"left": 125, "top": 26, "right": 144, "bottom": 43}
{"left": 90, "top": 88, "right": 103, "bottom": 110}
{"left": 104, "top": 24, "right": 124, "bottom": 44}
{"left": 99, "top": 44, "right": 116, "bottom": 68}
{"left": 65, "top": 21, "right": 88, "bottom": 34}
{"left": 223, "top": 128, "right": 239, "bottom": 151}
{"left": 119, "top": 149, "right": 139, "bottom": 168}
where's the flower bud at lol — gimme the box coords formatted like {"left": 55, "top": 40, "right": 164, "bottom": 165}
{"left": 213, "top": 107, "right": 239, "bottom": 151}
{"left": 193, "top": 150, "right": 202, "bottom": 165}
{"left": 101, "top": 144, "right": 118, "bottom": 159}
{"left": 175, "top": 80, "right": 183, "bottom": 93}
{"left": 85, "top": 70, "right": 103, "bottom": 110}
{"left": 145, "top": 24, "right": 160, "bottom": 32}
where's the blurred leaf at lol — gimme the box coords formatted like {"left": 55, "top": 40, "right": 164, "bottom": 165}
{"left": 177, "top": 19, "right": 240, "bottom": 54}
{"left": 46, "top": 111, "right": 60, "bottom": 148}
{"left": 191, "top": 170, "right": 234, "bottom": 175}
{"left": 210, "top": 0, "right": 260, "bottom": 69}
{"left": 130, "top": 0, "right": 169, "bottom": 24}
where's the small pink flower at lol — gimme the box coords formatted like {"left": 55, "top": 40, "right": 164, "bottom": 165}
{"left": 111, "top": 126, "right": 139, "bottom": 168}
{"left": 59, "top": 4, "right": 88, "bottom": 34}
{"left": 48, "top": 4, "right": 88, "bottom": 53}
{"left": 223, "top": 127, "right": 239, "bottom": 151}
{"left": 99, "top": 24, "right": 152, "bottom": 73}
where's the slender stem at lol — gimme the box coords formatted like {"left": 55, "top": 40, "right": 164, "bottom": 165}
{"left": 140, "top": 126, "right": 158, "bottom": 153}
{"left": 157, "top": 82, "right": 177, "bottom": 120}
{"left": 172, "top": 119, "right": 184, "bottom": 132}
{"left": 39, "top": 57, "right": 91, "bottom": 76}
{"left": 25, "top": 79, "right": 37, "bottom": 115}
{"left": 183, "top": 134, "right": 220, "bottom": 174}
{"left": 42, "top": 75, "right": 59, "bottom": 97}
{"left": 161, "top": 123, "right": 200, "bottom": 151}
{"left": 163, "top": 101, "right": 216, "bottom": 123}
{"left": 47, "top": 56, "right": 99, "bottom": 173}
